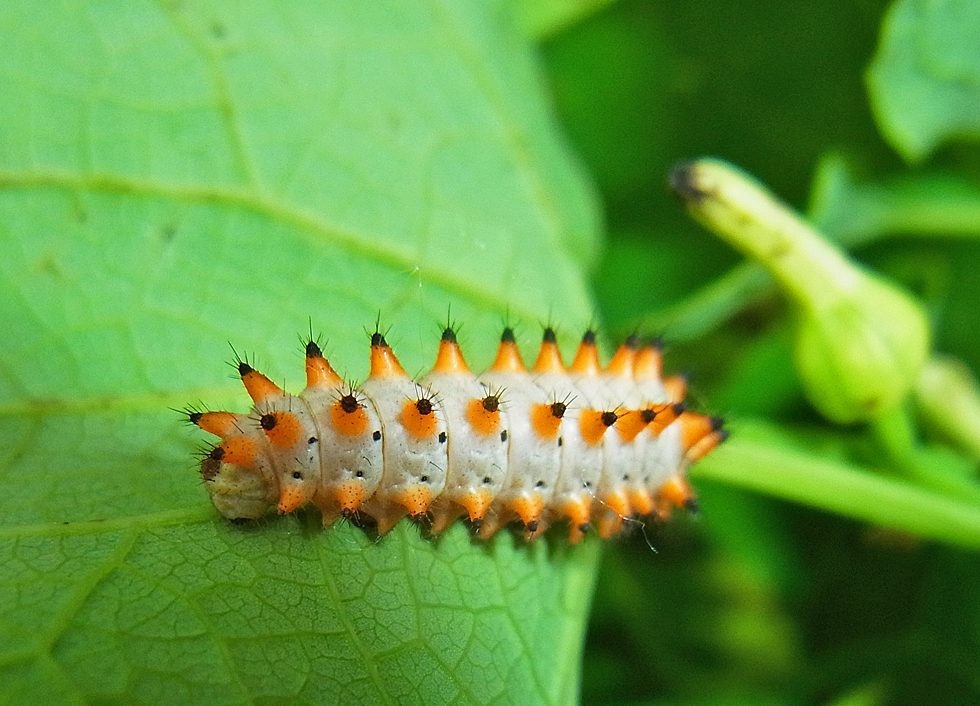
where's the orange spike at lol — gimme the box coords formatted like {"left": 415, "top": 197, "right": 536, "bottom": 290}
{"left": 606, "top": 335, "right": 639, "bottom": 377}
{"left": 614, "top": 409, "right": 650, "bottom": 443}
{"left": 259, "top": 411, "right": 303, "bottom": 449}
{"left": 305, "top": 340, "right": 342, "bottom": 388}
{"left": 278, "top": 486, "right": 305, "bottom": 514}
{"left": 335, "top": 480, "right": 366, "bottom": 514}
{"left": 597, "top": 514, "right": 625, "bottom": 539}
{"left": 432, "top": 328, "right": 471, "bottom": 374}
{"left": 602, "top": 488, "right": 632, "bottom": 520}
{"left": 628, "top": 487, "right": 656, "bottom": 516}
{"left": 466, "top": 396, "right": 500, "bottom": 436}
{"left": 679, "top": 413, "right": 724, "bottom": 451}
{"left": 685, "top": 429, "right": 729, "bottom": 464}
{"left": 210, "top": 436, "right": 258, "bottom": 468}
{"left": 634, "top": 339, "right": 663, "bottom": 381}
{"left": 658, "top": 474, "right": 698, "bottom": 512}
{"left": 490, "top": 328, "right": 526, "bottom": 372}
{"left": 532, "top": 328, "right": 565, "bottom": 373}
{"left": 239, "top": 363, "right": 283, "bottom": 404}
{"left": 510, "top": 493, "right": 545, "bottom": 530}
{"left": 368, "top": 333, "right": 408, "bottom": 379}
{"left": 459, "top": 488, "right": 494, "bottom": 523}
{"left": 569, "top": 331, "right": 601, "bottom": 376}
{"left": 663, "top": 374, "right": 688, "bottom": 404}
{"left": 564, "top": 496, "right": 592, "bottom": 544}
{"left": 649, "top": 402, "right": 687, "bottom": 436}
{"left": 395, "top": 484, "right": 433, "bottom": 517}
{"left": 192, "top": 411, "right": 241, "bottom": 438}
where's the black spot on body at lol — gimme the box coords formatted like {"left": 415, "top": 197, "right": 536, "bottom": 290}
{"left": 308, "top": 437, "right": 318, "bottom": 444}
{"left": 441, "top": 327, "right": 457, "bottom": 343}
{"left": 525, "top": 520, "right": 538, "bottom": 533}
{"left": 200, "top": 457, "right": 221, "bottom": 480}
{"left": 482, "top": 395, "right": 499, "bottom": 413}
{"left": 501, "top": 327, "right": 516, "bottom": 343}
{"left": 238, "top": 362, "right": 254, "bottom": 376}
{"left": 557, "top": 437, "right": 563, "bottom": 447}
{"left": 550, "top": 402, "right": 566, "bottom": 419}
{"left": 416, "top": 398, "right": 433, "bottom": 415}
{"left": 306, "top": 340, "right": 323, "bottom": 358}
{"left": 500, "top": 429, "right": 508, "bottom": 443}
{"left": 641, "top": 408, "right": 657, "bottom": 424}
{"left": 188, "top": 411, "right": 203, "bottom": 425}
{"left": 260, "top": 413, "right": 277, "bottom": 430}
{"left": 438, "top": 431, "right": 447, "bottom": 444}
{"left": 292, "top": 471, "right": 302, "bottom": 479}
{"left": 535, "top": 480, "right": 545, "bottom": 488}
{"left": 482, "top": 476, "right": 492, "bottom": 484}
{"left": 208, "top": 446, "right": 226, "bottom": 462}
{"left": 601, "top": 411, "right": 618, "bottom": 427}
{"left": 340, "top": 394, "right": 359, "bottom": 413}
{"left": 355, "top": 470, "right": 364, "bottom": 478}
{"left": 542, "top": 327, "right": 557, "bottom": 344}
{"left": 420, "top": 475, "right": 429, "bottom": 482}
{"left": 372, "top": 430, "right": 381, "bottom": 441}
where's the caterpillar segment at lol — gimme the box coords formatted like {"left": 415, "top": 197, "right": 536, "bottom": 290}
{"left": 190, "top": 326, "right": 726, "bottom": 542}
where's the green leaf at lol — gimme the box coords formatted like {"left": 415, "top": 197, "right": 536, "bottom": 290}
{"left": 867, "top": 0, "right": 980, "bottom": 162}
{"left": 0, "top": 1, "right": 603, "bottom": 704}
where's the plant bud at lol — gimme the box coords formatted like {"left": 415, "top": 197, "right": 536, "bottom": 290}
{"left": 672, "top": 158, "right": 930, "bottom": 423}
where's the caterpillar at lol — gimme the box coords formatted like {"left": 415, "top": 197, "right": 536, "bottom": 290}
{"left": 186, "top": 326, "right": 727, "bottom": 543}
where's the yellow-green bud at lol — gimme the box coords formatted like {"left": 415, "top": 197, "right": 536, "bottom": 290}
{"left": 672, "top": 158, "right": 930, "bottom": 424}
{"left": 914, "top": 356, "right": 980, "bottom": 461}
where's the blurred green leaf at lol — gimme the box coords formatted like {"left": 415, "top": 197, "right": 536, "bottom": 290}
{"left": 867, "top": 0, "right": 980, "bottom": 162}
{"left": 0, "top": 1, "right": 603, "bottom": 704}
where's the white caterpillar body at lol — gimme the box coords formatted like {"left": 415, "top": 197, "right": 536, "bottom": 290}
{"left": 190, "top": 327, "right": 726, "bottom": 543}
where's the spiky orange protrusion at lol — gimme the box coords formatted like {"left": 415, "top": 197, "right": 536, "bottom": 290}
{"left": 532, "top": 328, "right": 565, "bottom": 373}
{"left": 663, "top": 374, "right": 688, "bottom": 404}
{"left": 239, "top": 363, "right": 283, "bottom": 404}
{"left": 634, "top": 339, "right": 663, "bottom": 381}
{"left": 193, "top": 411, "right": 241, "bottom": 437}
{"left": 395, "top": 484, "right": 433, "bottom": 517}
{"left": 368, "top": 333, "right": 408, "bottom": 379}
{"left": 605, "top": 335, "right": 639, "bottom": 377}
{"left": 569, "top": 331, "right": 601, "bottom": 376}
{"left": 278, "top": 486, "right": 305, "bottom": 514}
{"left": 305, "top": 341, "right": 343, "bottom": 388}
{"left": 490, "top": 328, "right": 526, "bottom": 373}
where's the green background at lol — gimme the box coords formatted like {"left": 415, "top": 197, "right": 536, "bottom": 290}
{"left": 2, "top": 0, "right": 980, "bottom": 705}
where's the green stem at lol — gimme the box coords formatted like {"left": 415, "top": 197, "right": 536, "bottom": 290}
{"left": 869, "top": 407, "right": 980, "bottom": 506}
{"left": 692, "top": 423, "right": 980, "bottom": 549}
